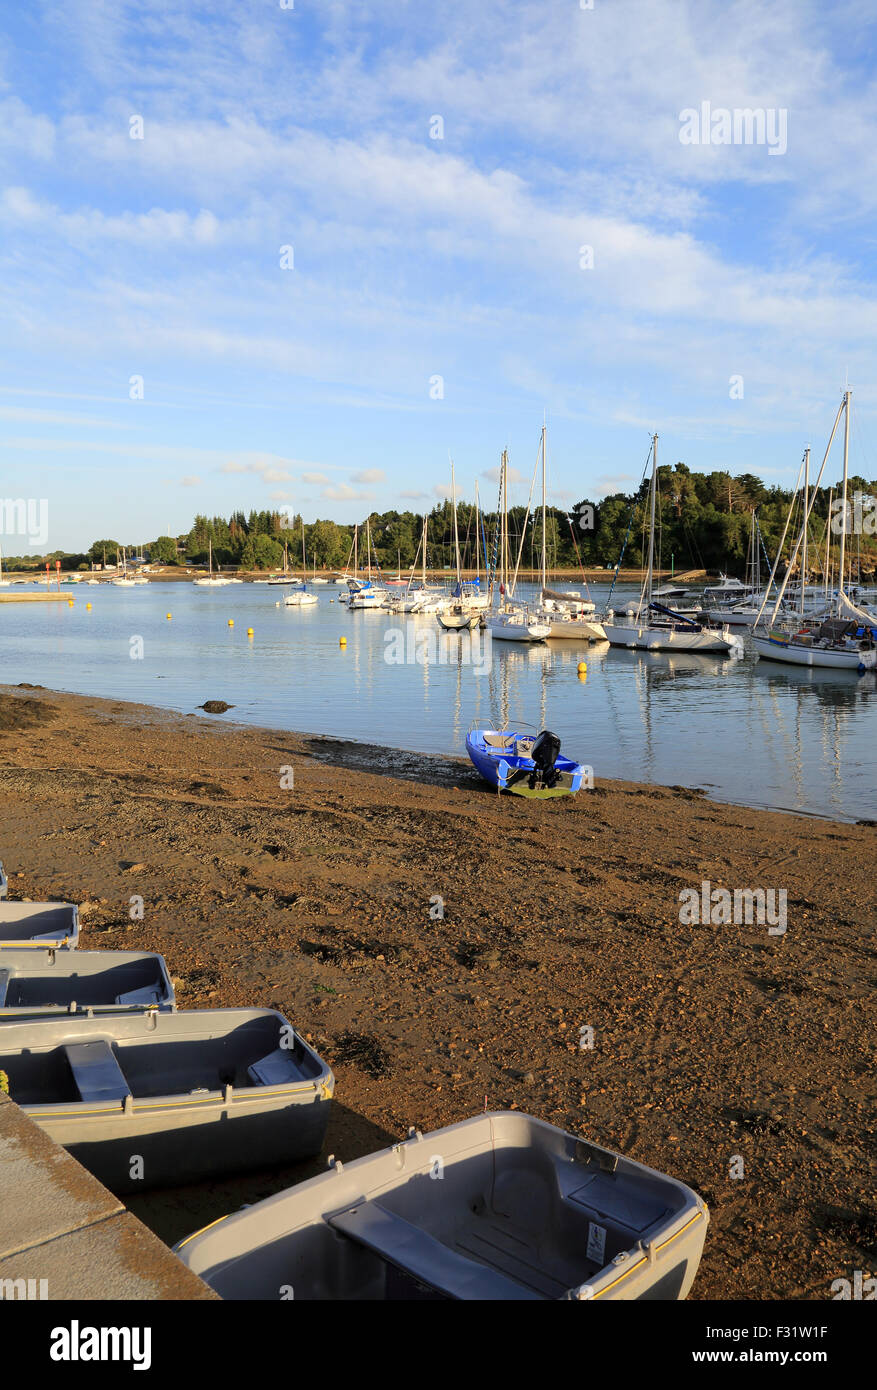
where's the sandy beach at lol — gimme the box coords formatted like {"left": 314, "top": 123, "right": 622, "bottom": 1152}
{"left": 0, "top": 682, "right": 873, "bottom": 1300}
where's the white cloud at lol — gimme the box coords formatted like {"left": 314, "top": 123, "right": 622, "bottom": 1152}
{"left": 482, "top": 465, "right": 526, "bottom": 484}
{"left": 322, "top": 482, "right": 371, "bottom": 501}
{"left": 351, "top": 468, "right": 385, "bottom": 483}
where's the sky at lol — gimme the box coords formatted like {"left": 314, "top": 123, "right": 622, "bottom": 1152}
{"left": 1, "top": 0, "right": 877, "bottom": 551}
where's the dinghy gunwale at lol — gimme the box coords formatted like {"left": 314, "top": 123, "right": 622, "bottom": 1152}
{"left": 2, "top": 1006, "right": 335, "bottom": 1115}
{"left": 0, "top": 946, "right": 175, "bottom": 1017}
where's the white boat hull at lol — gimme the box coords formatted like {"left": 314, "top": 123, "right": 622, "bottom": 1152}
{"left": 603, "top": 621, "right": 736, "bottom": 653}
{"left": 348, "top": 592, "right": 385, "bottom": 609}
{"left": 486, "top": 614, "right": 550, "bottom": 642}
{"left": 542, "top": 617, "right": 607, "bottom": 641}
{"left": 284, "top": 592, "right": 318, "bottom": 607}
{"left": 752, "top": 634, "right": 877, "bottom": 670}
{"left": 437, "top": 611, "right": 479, "bottom": 631}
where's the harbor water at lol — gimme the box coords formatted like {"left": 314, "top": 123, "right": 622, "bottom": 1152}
{"left": 1, "top": 579, "right": 874, "bottom": 821}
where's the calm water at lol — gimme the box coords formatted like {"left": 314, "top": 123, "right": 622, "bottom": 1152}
{"left": 1, "top": 580, "right": 874, "bottom": 821}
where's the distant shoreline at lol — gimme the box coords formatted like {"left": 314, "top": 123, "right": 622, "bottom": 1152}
{"left": 0, "top": 566, "right": 708, "bottom": 584}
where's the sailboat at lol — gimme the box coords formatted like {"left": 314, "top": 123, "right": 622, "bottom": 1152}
{"left": 437, "top": 459, "right": 480, "bottom": 631}
{"left": 112, "top": 547, "right": 147, "bottom": 587}
{"left": 602, "top": 435, "right": 739, "bottom": 653}
{"left": 284, "top": 519, "right": 319, "bottom": 607}
{"left": 193, "top": 539, "right": 231, "bottom": 586}
{"left": 347, "top": 520, "right": 387, "bottom": 608}
{"left": 484, "top": 450, "right": 550, "bottom": 643}
{"left": 752, "top": 390, "right": 877, "bottom": 671}
{"left": 531, "top": 423, "right": 606, "bottom": 640}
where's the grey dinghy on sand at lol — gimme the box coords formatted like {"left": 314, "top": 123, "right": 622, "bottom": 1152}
{"left": 175, "top": 1112, "right": 708, "bottom": 1300}
{"left": 0, "top": 1007, "right": 333, "bottom": 1192}
{"left": 0, "top": 948, "right": 174, "bottom": 1017}
{"left": 0, "top": 901, "right": 79, "bottom": 949}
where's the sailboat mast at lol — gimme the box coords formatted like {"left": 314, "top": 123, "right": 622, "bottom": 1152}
{"left": 422, "top": 515, "right": 427, "bottom": 586}
{"left": 646, "top": 433, "right": 658, "bottom": 609}
{"left": 301, "top": 515, "right": 306, "bottom": 577}
{"left": 838, "top": 390, "right": 851, "bottom": 607}
{"left": 354, "top": 524, "right": 358, "bottom": 579}
{"left": 801, "top": 447, "right": 810, "bottom": 619}
{"left": 474, "top": 482, "right": 481, "bottom": 583}
{"left": 450, "top": 457, "right": 461, "bottom": 584}
{"left": 540, "top": 421, "right": 547, "bottom": 591}
{"left": 366, "top": 518, "right": 372, "bottom": 580}
{"left": 501, "top": 449, "right": 508, "bottom": 599}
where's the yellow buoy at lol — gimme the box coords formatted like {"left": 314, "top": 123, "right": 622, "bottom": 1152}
{"left": 247, "top": 627, "right": 254, "bottom": 636}
{"left": 166, "top": 613, "right": 172, "bottom": 620}
{"left": 339, "top": 636, "right": 347, "bottom": 646}
{"left": 86, "top": 602, "right": 92, "bottom": 610}
{"left": 577, "top": 661, "right": 587, "bottom": 673}
{"left": 228, "top": 619, "right": 234, "bottom": 627}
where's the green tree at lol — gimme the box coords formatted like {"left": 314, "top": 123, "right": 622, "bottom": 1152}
{"left": 87, "top": 539, "right": 122, "bottom": 564}
{"left": 149, "top": 536, "right": 179, "bottom": 564}
{"left": 252, "top": 534, "right": 283, "bottom": 569}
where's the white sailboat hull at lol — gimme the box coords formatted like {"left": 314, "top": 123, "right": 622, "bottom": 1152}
{"left": 486, "top": 613, "right": 550, "bottom": 642}
{"left": 283, "top": 592, "right": 318, "bottom": 607}
{"left": 348, "top": 592, "right": 385, "bottom": 609}
{"left": 436, "top": 610, "right": 479, "bottom": 631}
{"left": 603, "top": 621, "right": 736, "bottom": 653}
{"left": 752, "top": 633, "right": 877, "bottom": 670}
{"left": 702, "top": 607, "right": 761, "bottom": 627}
{"left": 542, "top": 616, "right": 607, "bottom": 641}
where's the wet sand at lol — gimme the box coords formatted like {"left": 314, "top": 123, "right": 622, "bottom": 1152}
{"left": 0, "top": 683, "right": 873, "bottom": 1300}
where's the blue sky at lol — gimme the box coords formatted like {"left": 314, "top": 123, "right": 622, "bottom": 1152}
{"left": 2, "top": 0, "right": 877, "bottom": 551}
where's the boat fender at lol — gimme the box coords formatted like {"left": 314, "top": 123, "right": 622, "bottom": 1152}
{"left": 327, "top": 1154, "right": 344, "bottom": 1172}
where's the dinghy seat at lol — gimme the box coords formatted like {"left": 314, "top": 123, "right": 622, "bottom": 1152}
{"left": 0, "top": 969, "right": 10, "bottom": 1007}
{"left": 329, "top": 1202, "right": 542, "bottom": 1301}
{"left": 65, "top": 1041, "right": 131, "bottom": 1104}
{"left": 115, "top": 985, "right": 161, "bottom": 1006}
{"left": 247, "top": 1047, "right": 301, "bottom": 1086}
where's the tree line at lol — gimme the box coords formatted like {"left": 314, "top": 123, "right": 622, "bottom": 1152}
{"left": 7, "top": 466, "right": 877, "bottom": 575}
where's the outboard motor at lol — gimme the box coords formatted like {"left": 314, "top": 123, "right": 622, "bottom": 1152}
{"left": 529, "top": 729, "right": 562, "bottom": 789}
